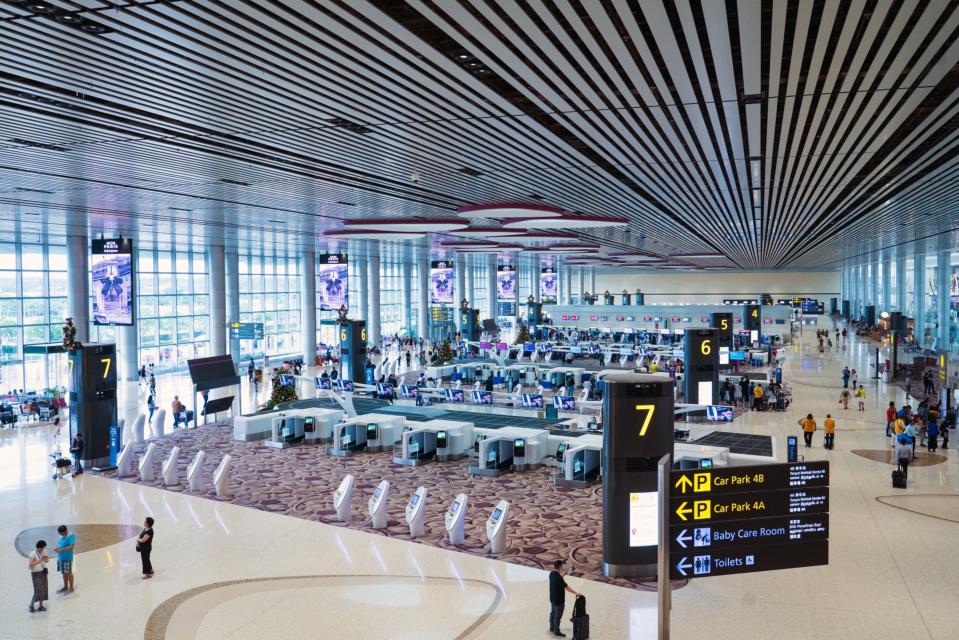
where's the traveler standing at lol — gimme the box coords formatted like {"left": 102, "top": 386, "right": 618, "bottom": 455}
{"left": 28, "top": 540, "right": 49, "bottom": 613}
{"left": 248, "top": 358, "right": 255, "bottom": 382}
{"left": 136, "top": 517, "right": 155, "bottom": 579}
{"left": 752, "top": 383, "right": 764, "bottom": 410}
{"left": 850, "top": 369, "right": 858, "bottom": 389}
{"left": 927, "top": 418, "right": 939, "bottom": 452}
{"left": 841, "top": 367, "right": 850, "bottom": 388}
{"left": 69, "top": 432, "right": 83, "bottom": 476}
{"left": 738, "top": 377, "right": 750, "bottom": 407}
{"left": 548, "top": 559, "right": 580, "bottom": 637}
{"left": 886, "top": 402, "right": 897, "bottom": 437}
{"left": 147, "top": 395, "right": 156, "bottom": 424}
{"left": 53, "top": 525, "right": 75, "bottom": 594}
{"left": 823, "top": 415, "right": 836, "bottom": 450}
{"left": 895, "top": 434, "right": 912, "bottom": 476}
{"left": 171, "top": 396, "right": 183, "bottom": 428}
{"left": 855, "top": 385, "right": 866, "bottom": 411}
{"left": 800, "top": 414, "right": 817, "bottom": 448}
{"left": 839, "top": 387, "right": 851, "bottom": 410}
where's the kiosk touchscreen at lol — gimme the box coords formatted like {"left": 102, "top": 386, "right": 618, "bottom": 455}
{"left": 445, "top": 493, "right": 468, "bottom": 545}
{"left": 333, "top": 474, "right": 355, "bottom": 522}
{"left": 513, "top": 438, "right": 526, "bottom": 459}
{"left": 486, "top": 499, "right": 510, "bottom": 554}
{"left": 436, "top": 430, "right": 448, "bottom": 450}
{"left": 368, "top": 480, "right": 390, "bottom": 529}
{"left": 405, "top": 486, "right": 428, "bottom": 538}
{"left": 366, "top": 423, "right": 379, "bottom": 441}
{"left": 556, "top": 442, "right": 567, "bottom": 462}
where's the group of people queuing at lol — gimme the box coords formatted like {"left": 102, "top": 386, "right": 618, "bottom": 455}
{"left": 887, "top": 400, "right": 952, "bottom": 456}
{"left": 26, "top": 519, "right": 156, "bottom": 615}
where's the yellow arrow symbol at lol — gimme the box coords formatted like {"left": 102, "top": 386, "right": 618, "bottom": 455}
{"left": 674, "top": 475, "right": 693, "bottom": 494}
{"left": 675, "top": 502, "right": 693, "bottom": 521}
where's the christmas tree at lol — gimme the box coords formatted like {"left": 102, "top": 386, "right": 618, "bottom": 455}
{"left": 436, "top": 339, "right": 455, "bottom": 364}
{"left": 514, "top": 322, "right": 531, "bottom": 345}
{"left": 264, "top": 369, "right": 298, "bottom": 409}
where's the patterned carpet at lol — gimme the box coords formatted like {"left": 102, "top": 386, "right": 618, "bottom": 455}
{"left": 103, "top": 423, "right": 661, "bottom": 590}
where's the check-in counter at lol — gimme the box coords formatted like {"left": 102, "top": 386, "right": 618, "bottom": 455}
{"left": 338, "top": 413, "right": 406, "bottom": 452}
{"left": 235, "top": 407, "right": 343, "bottom": 443}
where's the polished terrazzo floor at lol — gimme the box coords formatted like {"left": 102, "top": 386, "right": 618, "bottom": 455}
{"left": 2, "top": 320, "right": 959, "bottom": 639}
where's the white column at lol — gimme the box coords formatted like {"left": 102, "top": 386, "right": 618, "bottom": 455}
{"left": 465, "top": 256, "right": 475, "bottom": 306}
{"left": 356, "top": 254, "right": 369, "bottom": 322}
{"left": 896, "top": 255, "right": 907, "bottom": 312}
{"left": 882, "top": 256, "right": 892, "bottom": 311}
{"left": 513, "top": 259, "right": 521, "bottom": 332}
{"left": 938, "top": 249, "right": 950, "bottom": 350}
{"left": 455, "top": 254, "right": 466, "bottom": 308}
{"left": 301, "top": 249, "right": 316, "bottom": 362}
{"left": 119, "top": 325, "right": 137, "bottom": 381}
{"left": 486, "top": 254, "right": 497, "bottom": 320}
{"left": 401, "top": 260, "right": 412, "bottom": 332}
{"left": 532, "top": 262, "right": 541, "bottom": 303}
{"left": 66, "top": 233, "right": 90, "bottom": 342}
{"left": 207, "top": 244, "right": 226, "bottom": 355}
{"left": 914, "top": 254, "right": 925, "bottom": 344}
{"left": 578, "top": 267, "right": 585, "bottom": 301}
{"left": 590, "top": 267, "right": 596, "bottom": 295}
{"left": 563, "top": 265, "right": 572, "bottom": 304}
{"left": 417, "top": 255, "right": 429, "bottom": 340}
{"left": 368, "top": 245, "right": 381, "bottom": 346}
{"left": 225, "top": 249, "right": 241, "bottom": 366}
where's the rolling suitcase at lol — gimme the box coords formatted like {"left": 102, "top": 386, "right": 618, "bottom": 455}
{"left": 892, "top": 468, "right": 907, "bottom": 489}
{"left": 571, "top": 595, "right": 589, "bottom": 640}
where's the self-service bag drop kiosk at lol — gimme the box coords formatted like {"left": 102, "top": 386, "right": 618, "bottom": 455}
{"left": 405, "top": 486, "right": 428, "bottom": 538}
{"left": 328, "top": 420, "right": 369, "bottom": 457}
{"left": 445, "top": 493, "right": 468, "bottom": 545}
{"left": 486, "top": 499, "right": 510, "bottom": 554}
{"left": 368, "top": 479, "right": 390, "bottom": 529}
{"left": 469, "top": 437, "right": 514, "bottom": 476}
{"left": 333, "top": 474, "right": 355, "bottom": 522}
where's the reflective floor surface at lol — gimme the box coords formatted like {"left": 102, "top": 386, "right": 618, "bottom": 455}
{"left": 2, "top": 321, "right": 958, "bottom": 639}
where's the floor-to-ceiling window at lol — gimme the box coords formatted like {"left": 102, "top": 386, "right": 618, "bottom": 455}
{"left": 0, "top": 241, "right": 69, "bottom": 392}
{"left": 239, "top": 251, "right": 300, "bottom": 358}
{"left": 136, "top": 247, "right": 210, "bottom": 371}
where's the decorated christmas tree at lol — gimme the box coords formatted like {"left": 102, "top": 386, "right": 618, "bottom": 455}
{"left": 437, "top": 339, "right": 455, "bottom": 364}
{"left": 514, "top": 322, "right": 531, "bottom": 345}
{"left": 264, "top": 369, "right": 298, "bottom": 409}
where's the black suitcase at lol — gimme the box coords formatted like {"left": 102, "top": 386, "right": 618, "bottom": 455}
{"left": 572, "top": 614, "right": 589, "bottom": 640}
{"left": 571, "top": 595, "right": 589, "bottom": 639}
{"left": 892, "top": 469, "right": 907, "bottom": 489}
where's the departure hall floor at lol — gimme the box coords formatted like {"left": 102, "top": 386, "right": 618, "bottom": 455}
{"left": 2, "top": 321, "right": 958, "bottom": 639}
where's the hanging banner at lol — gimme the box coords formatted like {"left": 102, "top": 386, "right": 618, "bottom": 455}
{"left": 497, "top": 263, "right": 516, "bottom": 300}
{"left": 540, "top": 266, "right": 558, "bottom": 303}
{"left": 430, "top": 260, "right": 454, "bottom": 303}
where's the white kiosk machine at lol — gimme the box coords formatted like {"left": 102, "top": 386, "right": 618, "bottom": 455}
{"left": 445, "top": 493, "right": 468, "bottom": 545}
{"left": 486, "top": 499, "right": 510, "bottom": 554}
{"left": 368, "top": 480, "right": 391, "bottom": 529}
{"left": 333, "top": 474, "right": 355, "bottom": 523}
{"left": 405, "top": 486, "right": 428, "bottom": 538}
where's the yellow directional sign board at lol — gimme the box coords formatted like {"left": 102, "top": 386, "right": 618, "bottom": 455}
{"left": 671, "top": 462, "right": 828, "bottom": 497}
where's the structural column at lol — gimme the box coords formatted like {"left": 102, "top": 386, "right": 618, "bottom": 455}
{"left": 882, "top": 256, "right": 892, "bottom": 311}
{"left": 532, "top": 262, "right": 541, "bottom": 303}
{"left": 455, "top": 254, "right": 466, "bottom": 307}
{"left": 401, "top": 260, "right": 412, "bottom": 333}
{"left": 513, "top": 259, "right": 522, "bottom": 333}
{"left": 937, "top": 249, "right": 950, "bottom": 350}
{"left": 563, "top": 264, "right": 572, "bottom": 304}
{"left": 896, "top": 255, "right": 907, "bottom": 312}
{"left": 356, "top": 253, "right": 369, "bottom": 323}
{"left": 225, "top": 248, "right": 241, "bottom": 366}
{"left": 465, "top": 256, "right": 475, "bottom": 306}
{"left": 207, "top": 244, "right": 227, "bottom": 356}
{"left": 486, "top": 254, "right": 497, "bottom": 321}
{"left": 578, "top": 267, "right": 585, "bottom": 301}
{"left": 301, "top": 249, "right": 316, "bottom": 362}
{"left": 590, "top": 267, "right": 596, "bottom": 295}
{"left": 914, "top": 254, "right": 925, "bottom": 345}
{"left": 368, "top": 245, "right": 381, "bottom": 346}
{"left": 417, "top": 254, "right": 429, "bottom": 340}
{"left": 66, "top": 233, "right": 90, "bottom": 343}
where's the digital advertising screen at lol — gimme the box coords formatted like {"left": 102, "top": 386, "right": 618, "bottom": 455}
{"left": 497, "top": 264, "right": 516, "bottom": 300}
{"left": 706, "top": 405, "right": 734, "bottom": 422}
{"left": 430, "top": 260, "right": 454, "bottom": 303}
{"left": 540, "top": 266, "right": 558, "bottom": 302}
{"left": 91, "top": 238, "right": 134, "bottom": 326}
{"left": 318, "top": 253, "right": 348, "bottom": 310}
{"left": 472, "top": 390, "right": 493, "bottom": 405}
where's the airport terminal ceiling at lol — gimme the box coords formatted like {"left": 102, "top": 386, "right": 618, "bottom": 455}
{"left": 0, "top": 0, "right": 956, "bottom": 269}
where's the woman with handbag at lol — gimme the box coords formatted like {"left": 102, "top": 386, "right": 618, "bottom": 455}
{"left": 28, "top": 540, "right": 49, "bottom": 613}
{"left": 136, "top": 517, "right": 155, "bottom": 579}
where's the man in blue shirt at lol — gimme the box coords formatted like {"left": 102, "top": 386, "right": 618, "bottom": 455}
{"left": 54, "top": 525, "right": 76, "bottom": 594}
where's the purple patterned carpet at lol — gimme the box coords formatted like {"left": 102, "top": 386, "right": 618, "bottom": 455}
{"left": 104, "top": 423, "right": 659, "bottom": 590}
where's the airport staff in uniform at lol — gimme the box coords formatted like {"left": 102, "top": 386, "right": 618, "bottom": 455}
{"left": 800, "top": 414, "right": 817, "bottom": 448}
{"left": 548, "top": 559, "right": 580, "bottom": 637}
{"left": 823, "top": 414, "right": 836, "bottom": 450}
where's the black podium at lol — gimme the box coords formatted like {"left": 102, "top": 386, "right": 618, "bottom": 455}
{"left": 68, "top": 343, "right": 118, "bottom": 469}
{"left": 339, "top": 320, "right": 367, "bottom": 382}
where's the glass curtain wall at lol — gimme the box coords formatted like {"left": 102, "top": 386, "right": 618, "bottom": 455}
{"left": 0, "top": 241, "right": 68, "bottom": 392}
{"left": 239, "top": 251, "right": 300, "bottom": 358}
{"left": 136, "top": 248, "right": 210, "bottom": 371}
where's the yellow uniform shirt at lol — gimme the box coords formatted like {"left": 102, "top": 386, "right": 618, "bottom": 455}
{"left": 824, "top": 418, "right": 836, "bottom": 434}
{"left": 754, "top": 386, "right": 764, "bottom": 399}
{"left": 802, "top": 418, "right": 817, "bottom": 433}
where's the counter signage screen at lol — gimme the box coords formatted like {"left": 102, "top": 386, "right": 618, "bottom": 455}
{"left": 540, "top": 267, "right": 558, "bottom": 302}
{"left": 472, "top": 390, "right": 493, "bottom": 405}
{"left": 318, "top": 253, "right": 348, "bottom": 310}
{"left": 315, "top": 377, "right": 331, "bottom": 390}
{"left": 91, "top": 238, "right": 134, "bottom": 326}
{"left": 522, "top": 393, "right": 544, "bottom": 408}
{"left": 430, "top": 260, "right": 453, "bottom": 303}
{"left": 497, "top": 264, "right": 516, "bottom": 300}
{"left": 279, "top": 374, "right": 295, "bottom": 387}
{"left": 338, "top": 380, "right": 354, "bottom": 392}
{"left": 445, "top": 388, "right": 465, "bottom": 403}
{"left": 706, "top": 406, "right": 734, "bottom": 422}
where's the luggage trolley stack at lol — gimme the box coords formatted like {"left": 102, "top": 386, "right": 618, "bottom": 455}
{"left": 50, "top": 450, "right": 71, "bottom": 480}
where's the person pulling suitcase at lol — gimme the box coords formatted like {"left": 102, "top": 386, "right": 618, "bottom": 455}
{"left": 548, "top": 559, "right": 581, "bottom": 638}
